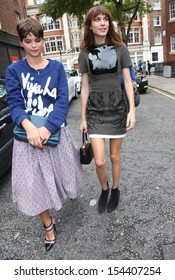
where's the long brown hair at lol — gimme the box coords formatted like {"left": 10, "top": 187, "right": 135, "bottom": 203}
{"left": 80, "top": 6, "right": 122, "bottom": 50}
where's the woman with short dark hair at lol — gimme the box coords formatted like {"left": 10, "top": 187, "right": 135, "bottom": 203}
{"left": 6, "top": 17, "right": 83, "bottom": 252}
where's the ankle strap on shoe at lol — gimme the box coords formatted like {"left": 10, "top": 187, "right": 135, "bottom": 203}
{"left": 44, "top": 217, "right": 54, "bottom": 232}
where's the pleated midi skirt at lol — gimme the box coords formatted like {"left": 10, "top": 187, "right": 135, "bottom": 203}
{"left": 11, "top": 126, "right": 84, "bottom": 216}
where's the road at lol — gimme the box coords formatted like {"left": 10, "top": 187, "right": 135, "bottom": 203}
{"left": 0, "top": 88, "right": 175, "bottom": 260}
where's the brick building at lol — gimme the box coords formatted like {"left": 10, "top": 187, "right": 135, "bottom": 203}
{"left": 24, "top": 0, "right": 81, "bottom": 69}
{"left": 127, "top": 13, "right": 150, "bottom": 64}
{"left": 1, "top": 0, "right": 175, "bottom": 77}
{"left": 0, "top": 0, "right": 26, "bottom": 34}
{"left": 162, "top": 0, "right": 175, "bottom": 69}
{"left": 148, "top": 0, "right": 163, "bottom": 63}
{"left": 0, "top": 0, "right": 26, "bottom": 78}
{"left": 129, "top": 0, "right": 175, "bottom": 75}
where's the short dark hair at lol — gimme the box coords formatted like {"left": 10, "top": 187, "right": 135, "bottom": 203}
{"left": 17, "top": 17, "right": 43, "bottom": 42}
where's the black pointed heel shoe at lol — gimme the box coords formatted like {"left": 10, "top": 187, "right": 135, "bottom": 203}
{"left": 98, "top": 182, "right": 109, "bottom": 213}
{"left": 44, "top": 217, "right": 56, "bottom": 252}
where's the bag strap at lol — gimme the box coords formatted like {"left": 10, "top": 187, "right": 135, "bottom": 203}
{"left": 82, "top": 130, "right": 88, "bottom": 143}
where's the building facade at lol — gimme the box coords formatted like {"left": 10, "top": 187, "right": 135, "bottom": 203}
{"left": 147, "top": 0, "right": 163, "bottom": 63}
{"left": 0, "top": 0, "right": 26, "bottom": 78}
{"left": 0, "top": 0, "right": 26, "bottom": 34}
{"left": 1, "top": 0, "right": 175, "bottom": 77}
{"left": 162, "top": 0, "right": 175, "bottom": 69}
{"left": 127, "top": 12, "right": 151, "bottom": 64}
{"left": 25, "top": 0, "right": 81, "bottom": 70}
{"left": 127, "top": 0, "right": 175, "bottom": 75}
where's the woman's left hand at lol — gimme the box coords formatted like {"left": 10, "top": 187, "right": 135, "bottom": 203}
{"left": 126, "top": 110, "right": 136, "bottom": 131}
{"left": 38, "top": 127, "right": 51, "bottom": 145}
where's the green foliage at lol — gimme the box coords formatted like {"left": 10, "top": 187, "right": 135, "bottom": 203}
{"left": 102, "top": 2, "right": 118, "bottom": 20}
{"left": 40, "top": 0, "right": 94, "bottom": 22}
{"left": 102, "top": 0, "right": 153, "bottom": 43}
{"left": 40, "top": 0, "right": 153, "bottom": 43}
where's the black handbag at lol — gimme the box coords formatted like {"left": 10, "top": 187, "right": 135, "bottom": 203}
{"left": 13, "top": 115, "right": 61, "bottom": 147}
{"left": 134, "top": 85, "right": 140, "bottom": 107}
{"left": 80, "top": 131, "right": 94, "bottom": 165}
{"left": 122, "top": 84, "right": 140, "bottom": 110}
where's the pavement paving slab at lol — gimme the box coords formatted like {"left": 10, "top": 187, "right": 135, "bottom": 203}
{"left": 148, "top": 75, "right": 175, "bottom": 96}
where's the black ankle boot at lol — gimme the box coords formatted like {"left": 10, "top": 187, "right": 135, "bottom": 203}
{"left": 107, "top": 187, "right": 120, "bottom": 213}
{"left": 98, "top": 187, "right": 109, "bottom": 213}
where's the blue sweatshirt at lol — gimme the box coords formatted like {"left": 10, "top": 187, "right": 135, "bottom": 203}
{"left": 120, "top": 66, "right": 136, "bottom": 85}
{"left": 5, "top": 58, "right": 68, "bottom": 133}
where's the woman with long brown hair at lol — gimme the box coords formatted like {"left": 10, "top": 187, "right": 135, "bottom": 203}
{"left": 79, "top": 6, "right": 136, "bottom": 213}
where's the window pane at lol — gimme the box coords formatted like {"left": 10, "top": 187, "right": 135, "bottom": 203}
{"left": 170, "top": 1, "right": 175, "bottom": 19}
{"left": 134, "top": 28, "right": 139, "bottom": 43}
{"left": 171, "top": 34, "right": 175, "bottom": 51}
{"left": 70, "top": 18, "right": 78, "bottom": 28}
{"left": 154, "top": 33, "right": 162, "bottom": 45}
{"left": 152, "top": 52, "right": 158, "bottom": 61}
{"left": 153, "top": 0, "right": 160, "bottom": 10}
{"left": 153, "top": 16, "right": 161, "bottom": 26}
{"left": 128, "top": 28, "right": 140, "bottom": 44}
{"left": 54, "top": 20, "right": 60, "bottom": 29}
{"left": 44, "top": 37, "right": 63, "bottom": 53}
{"left": 71, "top": 33, "right": 80, "bottom": 40}
{"left": 48, "top": 18, "right": 53, "bottom": 30}
{"left": 15, "top": 12, "right": 20, "bottom": 23}
{"left": 56, "top": 36, "right": 63, "bottom": 51}
{"left": 40, "top": 16, "right": 60, "bottom": 31}
{"left": 128, "top": 33, "right": 133, "bottom": 43}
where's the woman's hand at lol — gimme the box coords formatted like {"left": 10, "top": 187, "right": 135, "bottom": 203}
{"left": 38, "top": 127, "right": 51, "bottom": 145}
{"left": 80, "top": 73, "right": 89, "bottom": 134}
{"left": 80, "top": 120, "right": 88, "bottom": 133}
{"left": 21, "top": 118, "right": 44, "bottom": 149}
{"left": 26, "top": 122, "right": 43, "bottom": 149}
{"left": 126, "top": 110, "right": 136, "bottom": 131}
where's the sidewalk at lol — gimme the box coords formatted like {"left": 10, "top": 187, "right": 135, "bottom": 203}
{"left": 147, "top": 74, "right": 175, "bottom": 96}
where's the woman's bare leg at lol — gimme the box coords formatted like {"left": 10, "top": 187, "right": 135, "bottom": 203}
{"left": 109, "top": 138, "right": 123, "bottom": 188}
{"left": 91, "top": 138, "right": 108, "bottom": 190}
{"left": 107, "top": 138, "right": 123, "bottom": 212}
{"left": 91, "top": 138, "right": 109, "bottom": 213}
{"left": 39, "top": 210, "right": 55, "bottom": 241}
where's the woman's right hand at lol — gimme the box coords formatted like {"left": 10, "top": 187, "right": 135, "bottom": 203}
{"left": 27, "top": 124, "right": 44, "bottom": 149}
{"left": 21, "top": 119, "right": 43, "bottom": 149}
{"left": 80, "top": 120, "right": 88, "bottom": 134}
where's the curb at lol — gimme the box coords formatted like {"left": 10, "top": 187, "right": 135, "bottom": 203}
{"left": 148, "top": 86, "right": 175, "bottom": 98}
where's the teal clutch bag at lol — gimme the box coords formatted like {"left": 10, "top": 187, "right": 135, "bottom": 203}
{"left": 13, "top": 115, "right": 60, "bottom": 147}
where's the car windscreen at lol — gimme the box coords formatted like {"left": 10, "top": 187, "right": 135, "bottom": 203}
{"left": 68, "top": 70, "right": 78, "bottom": 77}
{"left": 0, "top": 81, "right": 8, "bottom": 111}
{"left": 0, "top": 81, "right": 6, "bottom": 98}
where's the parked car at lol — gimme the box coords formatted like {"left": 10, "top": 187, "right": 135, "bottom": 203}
{"left": 0, "top": 79, "right": 14, "bottom": 178}
{"left": 66, "top": 70, "right": 79, "bottom": 102}
{"left": 66, "top": 69, "right": 82, "bottom": 94}
{"left": 135, "top": 73, "right": 148, "bottom": 93}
